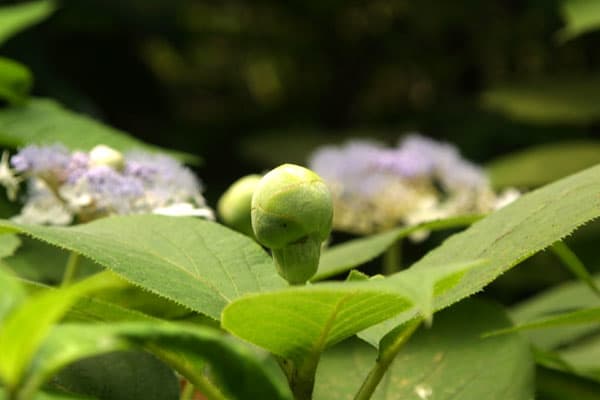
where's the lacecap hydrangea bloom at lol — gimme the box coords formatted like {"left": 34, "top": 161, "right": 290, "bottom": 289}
{"left": 309, "top": 134, "right": 518, "bottom": 237}
{"left": 2, "top": 144, "right": 214, "bottom": 225}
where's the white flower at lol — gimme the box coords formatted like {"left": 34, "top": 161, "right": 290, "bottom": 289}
{"left": 0, "top": 151, "right": 22, "bottom": 201}
{"left": 152, "top": 202, "right": 215, "bottom": 219}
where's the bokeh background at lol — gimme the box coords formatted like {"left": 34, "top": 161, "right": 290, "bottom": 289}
{"left": 3, "top": 0, "right": 600, "bottom": 300}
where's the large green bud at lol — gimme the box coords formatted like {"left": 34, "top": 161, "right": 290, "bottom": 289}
{"left": 251, "top": 164, "right": 333, "bottom": 284}
{"left": 217, "top": 174, "right": 262, "bottom": 238}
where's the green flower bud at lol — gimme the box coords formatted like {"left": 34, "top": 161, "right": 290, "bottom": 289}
{"left": 251, "top": 164, "right": 333, "bottom": 284}
{"left": 89, "top": 145, "right": 124, "bottom": 170}
{"left": 217, "top": 174, "right": 262, "bottom": 237}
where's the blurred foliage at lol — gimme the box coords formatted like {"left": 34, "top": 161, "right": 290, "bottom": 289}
{"left": 559, "top": 0, "right": 600, "bottom": 41}
{"left": 0, "top": 0, "right": 54, "bottom": 46}
{"left": 486, "top": 140, "right": 600, "bottom": 188}
{"left": 0, "top": 0, "right": 599, "bottom": 195}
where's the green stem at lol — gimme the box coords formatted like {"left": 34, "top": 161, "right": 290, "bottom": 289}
{"left": 180, "top": 380, "right": 195, "bottom": 400}
{"left": 551, "top": 241, "right": 600, "bottom": 297}
{"left": 151, "top": 347, "right": 228, "bottom": 400}
{"left": 354, "top": 318, "right": 421, "bottom": 400}
{"left": 61, "top": 251, "right": 81, "bottom": 287}
{"left": 382, "top": 239, "right": 402, "bottom": 275}
{"left": 288, "top": 356, "right": 319, "bottom": 400}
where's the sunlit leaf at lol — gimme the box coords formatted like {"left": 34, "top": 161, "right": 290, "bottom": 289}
{"left": 0, "top": 57, "right": 32, "bottom": 105}
{"left": 559, "top": 0, "right": 600, "bottom": 41}
{"left": 0, "top": 275, "right": 118, "bottom": 389}
{"left": 0, "top": 215, "right": 286, "bottom": 320}
{"left": 222, "top": 260, "right": 480, "bottom": 360}
{"left": 0, "top": 0, "right": 55, "bottom": 46}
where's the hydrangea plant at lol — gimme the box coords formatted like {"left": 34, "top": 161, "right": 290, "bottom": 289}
{"left": 0, "top": 8, "right": 599, "bottom": 397}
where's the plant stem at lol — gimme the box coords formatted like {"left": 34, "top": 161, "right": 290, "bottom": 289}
{"left": 551, "top": 241, "right": 600, "bottom": 297}
{"left": 354, "top": 319, "right": 421, "bottom": 400}
{"left": 289, "top": 356, "right": 319, "bottom": 400}
{"left": 61, "top": 251, "right": 81, "bottom": 287}
{"left": 382, "top": 239, "right": 402, "bottom": 275}
{"left": 151, "top": 347, "right": 228, "bottom": 400}
{"left": 180, "top": 380, "right": 195, "bottom": 400}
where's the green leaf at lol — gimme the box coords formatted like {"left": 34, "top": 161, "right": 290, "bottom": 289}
{"left": 50, "top": 351, "right": 180, "bottom": 400}
{"left": 4, "top": 238, "right": 100, "bottom": 284}
{"left": 360, "top": 163, "right": 600, "bottom": 345}
{"left": 0, "top": 98, "right": 199, "bottom": 163}
{"left": 0, "top": 234, "right": 20, "bottom": 259}
{"left": 0, "top": 57, "right": 33, "bottom": 105}
{"left": 0, "top": 215, "right": 286, "bottom": 320}
{"left": 486, "top": 307, "right": 600, "bottom": 338}
{"left": 558, "top": 334, "right": 600, "bottom": 380}
{"left": 0, "top": 0, "right": 55, "bottom": 46}
{"left": 314, "top": 214, "right": 481, "bottom": 281}
{"left": 28, "top": 322, "right": 292, "bottom": 400}
{"left": 0, "top": 265, "right": 25, "bottom": 321}
{"left": 511, "top": 274, "right": 600, "bottom": 350}
{"left": 222, "top": 260, "right": 481, "bottom": 360}
{"left": 0, "top": 275, "right": 117, "bottom": 389}
{"left": 314, "top": 300, "right": 534, "bottom": 400}
{"left": 486, "top": 141, "right": 600, "bottom": 188}
{"left": 482, "top": 77, "right": 600, "bottom": 124}
{"left": 558, "top": 0, "right": 600, "bottom": 41}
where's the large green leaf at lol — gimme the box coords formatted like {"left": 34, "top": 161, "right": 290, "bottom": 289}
{"left": 222, "top": 260, "right": 480, "bottom": 360}
{"left": 482, "top": 77, "right": 600, "bottom": 124}
{"left": 511, "top": 274, "right": 600, "bottom": 349}
{"left": 0, "top": 215, "right": 286, "bottom": 320}
{"left": 0, "top": 0, "right": 55, "bottom": 46}
{"left": 559, "top": 0, "right": 600, "bottom": 41}
{"left": 0, "top": 265, "right": 25, "bottom": 321}
{"left": 314, "top": 300, "right": 534, "bottom": 400}
{"left": 51, "top": 351, "right": 179, "bottom": 400}
{"left": 486, "top": 141, "right": 600, "bottom": 188}
{"left": 360, "top": 163, "right": 600, "bottom": 345}
{"left": 0, "top": 98, "right": 198, "bottom": 163}
{"left": 315, "top": 215, "right": 481, "bottom": 281}
{"left": 0, "top": 275, "right": 118, "bottom": 390}
{"left": 28, "top": 322, "right": 291, "bottom": 400}
{"left": 0, "top": 57, "right": 32, "bottom": 105}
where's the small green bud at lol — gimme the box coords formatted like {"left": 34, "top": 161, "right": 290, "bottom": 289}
{"left": 89, "top": 145, "right": 124, "bottom": 170}
{"left": 217, "top": 174, "right": 262, "bottom": 237}
{"left": 251, "top": 164, "right": 333, "bottom": 284}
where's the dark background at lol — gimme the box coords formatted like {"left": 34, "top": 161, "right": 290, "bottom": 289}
{"left": 2, "top": 0, "right": 600, "bottom": 300}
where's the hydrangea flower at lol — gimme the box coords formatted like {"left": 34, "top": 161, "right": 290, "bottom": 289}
{"left": 308, "top": 133, "right": 516, "bottom": 237}
{"left": 3, "top": 144, "right": 214, "bottom": 225}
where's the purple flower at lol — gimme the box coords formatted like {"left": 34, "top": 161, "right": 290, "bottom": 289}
{"left": 124, "top": 151, "right": 204, "bottom": 206}
{"left": 308, "top": 133, "right": 494, "bottom": 234}
{"left": 11, "top": 144, "right": 71, "bottom": 176}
